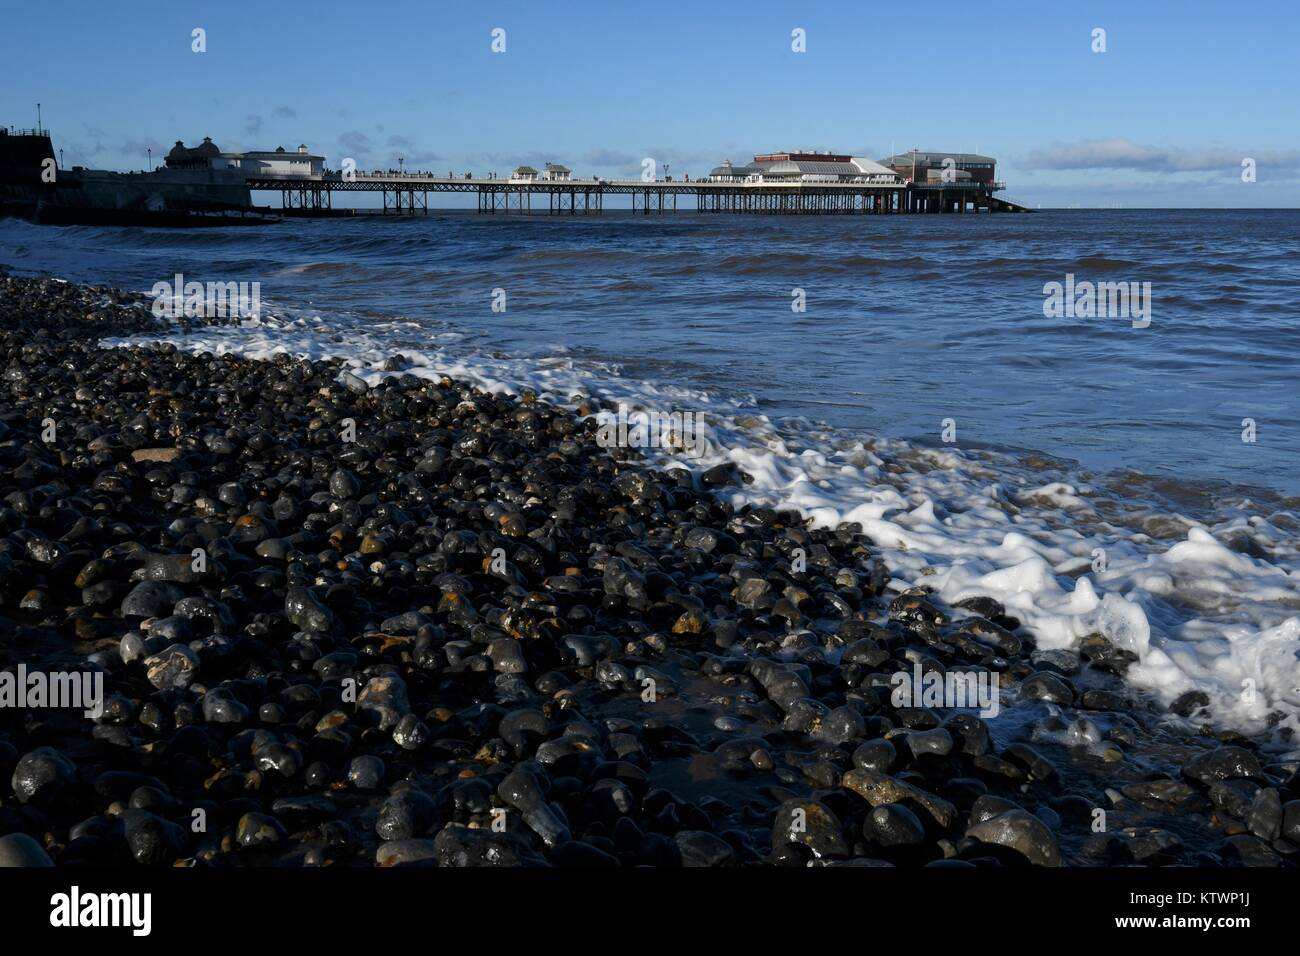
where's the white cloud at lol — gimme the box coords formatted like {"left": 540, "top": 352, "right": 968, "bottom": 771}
{"left": 1023, "top": 138, "right": 1300, "bottom": 173}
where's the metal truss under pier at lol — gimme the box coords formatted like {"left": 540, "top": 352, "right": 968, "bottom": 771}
{"left": 246, "top": 175, "right": 1029, "bottom": 216}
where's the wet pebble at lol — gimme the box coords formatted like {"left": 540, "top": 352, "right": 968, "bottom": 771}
{"left": 346, "top": 755, "right": 386, "bottom": 791}
{"left": 144, "top": 644, "right": 201, "bottom": 691}
{"left": 966, "top": 809, "right": 1061, "bottom": 867}
{"left": 11, "top": 747, "right": 77, "bottom": 805}
{"left": 863, "top": 803, "right": 926, "bottom": 847}
{"left": 238, "top": 812, "right": 288, "bottom": 847}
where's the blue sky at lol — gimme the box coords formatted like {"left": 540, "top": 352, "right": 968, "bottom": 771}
{"left": 2, "top": 0, "right": 1297, "bottom": 207}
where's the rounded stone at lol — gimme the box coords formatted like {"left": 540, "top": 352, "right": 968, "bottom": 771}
{"left": 0, "top": 833, "right": 54, "bottom": 867}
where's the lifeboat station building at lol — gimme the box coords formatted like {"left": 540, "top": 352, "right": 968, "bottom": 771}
{"left": 877, "top": 151, "right": 997, "bottom": 185}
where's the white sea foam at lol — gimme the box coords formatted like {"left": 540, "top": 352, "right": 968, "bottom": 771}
{"left": 101, "top": 303, "right": 1300, "bottom": 754}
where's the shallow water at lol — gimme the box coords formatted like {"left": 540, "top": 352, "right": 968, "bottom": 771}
{"left": 3, "top": 209, "right": 1299, "bottom": 750}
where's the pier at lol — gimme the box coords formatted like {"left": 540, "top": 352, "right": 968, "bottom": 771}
{"left": 245, "top": 148, "right": 1033, "bottom": 215}
{"left": 247, "top": 172, "right": 1032, "bottom": 216}
{"left": 2, "top": 129, "right": 1035, "bottom": 221}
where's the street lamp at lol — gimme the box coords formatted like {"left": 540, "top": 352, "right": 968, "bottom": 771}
{"left": 147, "top": 147, "right": 152, "bottom": 171}
{"left": 398, "top": 156, "right": 404, "bottom": 174}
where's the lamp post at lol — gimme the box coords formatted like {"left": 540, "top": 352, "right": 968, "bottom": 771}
{"left": 147, "top": 147, "right": 152, "bottom": 172}
{"left": 398, "top": 156, "right": 404, "bottom": 175}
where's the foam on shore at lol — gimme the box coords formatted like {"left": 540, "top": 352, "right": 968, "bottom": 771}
{"left": 101, "top": 303, "right": 1300, "bottom": 753}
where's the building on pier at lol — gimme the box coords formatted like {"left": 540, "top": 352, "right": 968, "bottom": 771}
{"left": 541, "top": 162, "right": 571, "bottom": 181}
{"left": 877, "top": 151, "right": 996, "bottom": 185}
{"left": 510, "top": 165, "right": 539, "bottom": 182}
{"left": 166, "top": 138, "right": 325, "bottom": 178}
{"left": 164, "top": 137, "right": 222, "bottom": 170}
{"left": 231, "top": 145, "right": 324, "bottom": 178}
{"left": 707, "top": 151, "right": 900, "bottom": 185}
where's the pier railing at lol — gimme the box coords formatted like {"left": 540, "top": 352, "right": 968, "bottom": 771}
{"left": 910, "top": 180, "right": 1005, "bottom": 190}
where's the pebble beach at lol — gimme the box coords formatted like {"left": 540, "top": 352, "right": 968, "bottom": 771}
{"left": 1, "top": 272, "right": 1298, "bottom": 869}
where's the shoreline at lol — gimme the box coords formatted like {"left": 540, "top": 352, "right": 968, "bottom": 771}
{"left": 1, "top": 274, "right": 1297, "bottom": 867}
{"left": 77, "top": 263, "right": 1300, "bottom": 747}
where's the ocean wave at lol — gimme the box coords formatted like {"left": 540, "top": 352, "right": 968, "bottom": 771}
{"left": 1066, "top": 254, "right": 1144, "bottom": 271}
